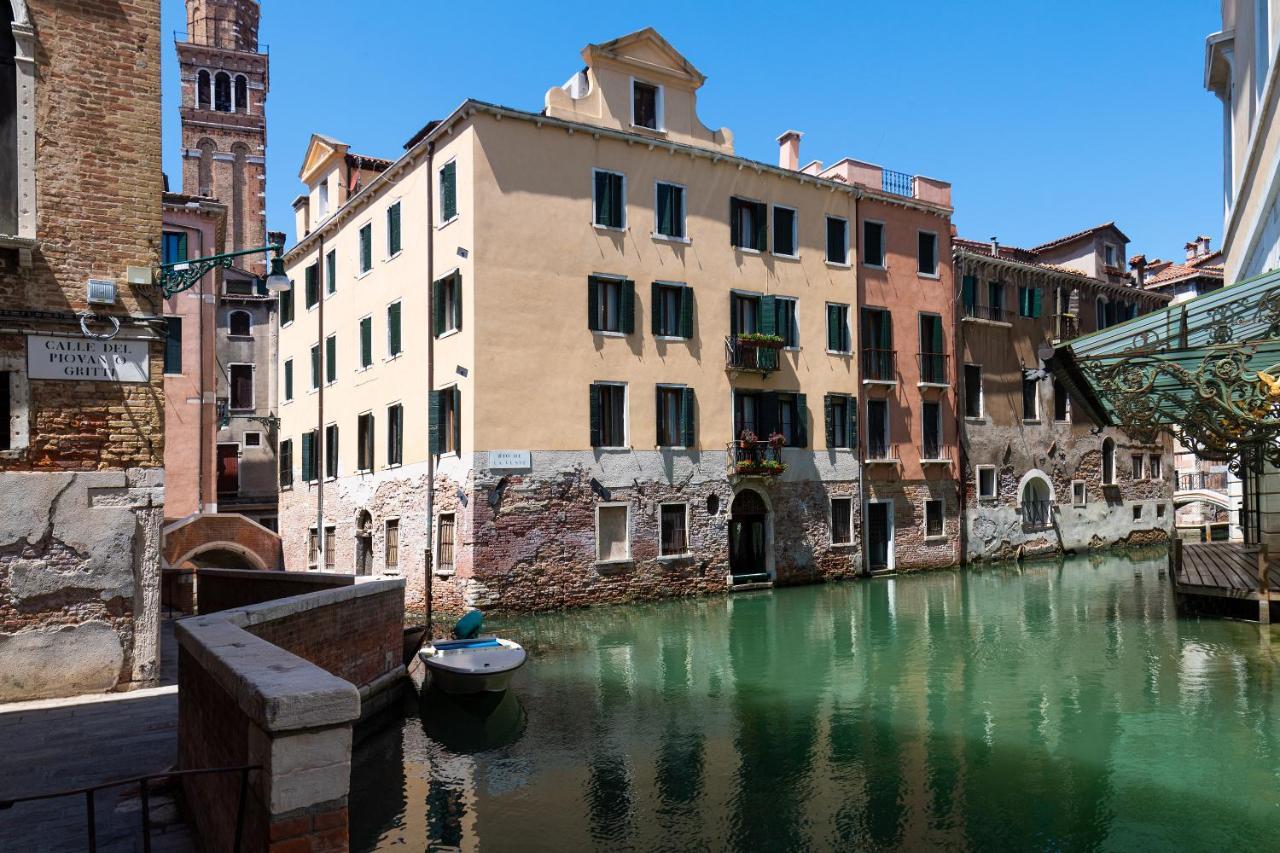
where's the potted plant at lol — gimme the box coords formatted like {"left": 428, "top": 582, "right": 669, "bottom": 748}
{"left": 737, "top": 332, "right": 785, "bottom": 349}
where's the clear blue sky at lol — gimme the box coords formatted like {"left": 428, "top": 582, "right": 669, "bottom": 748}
{"left": 161, "top": 0, "right": 1223, "bottom": 261}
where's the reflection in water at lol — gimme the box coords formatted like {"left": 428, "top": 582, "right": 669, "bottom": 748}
{"left": 350, "top": 552, "right": 1280, "bottom": 852}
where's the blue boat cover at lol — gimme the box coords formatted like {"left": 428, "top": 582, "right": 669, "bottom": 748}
{"left": 434, "top": 638, "right": 502, "bottom": 650}
{"left": 454, "top": 609, "right": 484, "bottom": 639}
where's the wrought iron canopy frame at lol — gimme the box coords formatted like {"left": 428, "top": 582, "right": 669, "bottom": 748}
{"left": 157, "top": 244, "right": 283, "bottom": 298}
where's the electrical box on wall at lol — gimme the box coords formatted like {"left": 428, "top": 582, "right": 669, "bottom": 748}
{"left": 86, "top": 279, "right": 117, "bottom": 305}
{"left": 126, "top": 266, "right": 152, "bottom": 285}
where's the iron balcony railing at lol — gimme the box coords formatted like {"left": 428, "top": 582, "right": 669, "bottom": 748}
{"left": 882, "top": 169, "right": 915, "bottom": 198}
{"left": 1178, "top": 471, "right": 1228, "bottom": 491}
{"left": 922, "top": 435, "right": 943, "bottom": 460}
{"left": 728, "top": 439, "right": 785, "bottom": 476}
{"left": 918, "top": 352, "right": 948, "bottom": 385}
{"left": 862, "top": 348, "right": 896, "bottom": 381}
{"left": 962, "top": 303, "right": 1012, "bottom": 323}
{"left": 866, "top": 437, "right": 899, "bottom": 462}
{"left": 725, "top": 335, "right": 781, "bottom": 373}
{"left": 1053, "top": 313, "right": 1079, "bottom": 341}
{"left": 1023, "top": 500, "right": 1052, "bottom": 528}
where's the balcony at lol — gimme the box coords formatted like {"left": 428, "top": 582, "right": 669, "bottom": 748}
{"left": 728, "top": 438, "right": 786, "bottom": 478}
{"left": 1022, "top": 500, "right": 1052, "bottom": 529}
{"left": 917, "top": 352, "right": 949, "bottom": 386}
{"left": 725, "top": 335, "right": 782, "bottom": 375}
{"left": 865, "top": 438, "right": 899, "bottom": 465}
{"left": 881, "top": 169, "right": 916, "bottom": 198}
{"left": 921, "top": 437, "right": 949, "bottom": 464}
{"left": 962, "top": 303, "right": 1012, "bottom": 324}
{"left": 862, "top": 348, "right": 897, "bottom": 384}
{"left": 1178, "top": 471, "right": 1228, "bottom": 492}
{"left": 1053, "top": 313, "right": 1079, "bottom": 341}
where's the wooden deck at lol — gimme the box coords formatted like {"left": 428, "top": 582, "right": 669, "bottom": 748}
{"left": 1173, "top": 542, "right": 1279, "bottom": 621}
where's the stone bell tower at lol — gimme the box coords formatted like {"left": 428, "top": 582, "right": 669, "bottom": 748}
{"left": 176, "top": 0, "right": 268, "bottom": 273}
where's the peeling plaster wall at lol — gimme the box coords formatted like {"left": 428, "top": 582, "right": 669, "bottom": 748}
{"left": 0, "top": 469, "right": 164, "bottom": 701}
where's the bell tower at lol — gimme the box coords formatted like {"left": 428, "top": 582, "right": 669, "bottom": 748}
{"left": 176, "top": 0, "right": 269, "bottom": 273}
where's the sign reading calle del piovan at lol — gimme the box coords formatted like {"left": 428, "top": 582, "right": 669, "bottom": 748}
{"left": 26, "top": 335, "right": 150, "bottom": 383}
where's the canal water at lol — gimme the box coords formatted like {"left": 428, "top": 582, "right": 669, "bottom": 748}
{"left": 351, "top": 551, "right": 1280, "bottom": 852}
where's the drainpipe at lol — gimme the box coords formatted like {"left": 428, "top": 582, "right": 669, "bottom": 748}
{"left": 954, "top": 250, "right": 968, "bottom": 566}
{"left": 316, "top": 231, "right": 325, "bottom": 569}
{"left": 425, "top": 139, "right": 436, "bottom": 629}
{"left": 853, "top": 188, "right": 868, "bottom": 576}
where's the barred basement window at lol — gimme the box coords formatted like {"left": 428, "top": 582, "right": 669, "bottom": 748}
{"left": 385, "top": 519, "right": 399, "bottom": 570}
{"left": 324, "top": 526, "right": 336, "bottom": 570}
{"left": 925, "top": 499, "right": 944, "bottom": 537}
{"left": 357, "top": 412, "right": 374, "bottom": 473}
{"left": 437, "top": 513, "right": 455, "bottom": 573}
{"left": 831, "top": 497, "right": 853, "bottom": 544}
{"left": 660, "top": 504, "right": 687, "bottom": 556}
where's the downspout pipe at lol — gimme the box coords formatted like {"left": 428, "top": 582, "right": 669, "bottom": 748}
{"left": 424, "top": 140, "right": 436, "bottom": 629}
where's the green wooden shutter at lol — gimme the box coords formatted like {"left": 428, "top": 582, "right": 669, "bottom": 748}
{"left": 962, "top": 275, "right": 977, "bottom": 309}
{"left": 589, "top": 384, "right": 602, "bottom": 447}
{"left": 621, "top": 280, "right": 635, "bottom": 334}
{"left": 657, "top": 183, "right": 671, "bottom": 236}
{"left": 452, "top": 387, "right": 461, "bottom": 454}
{"left": 759, "top": 295, "right": 776, "bottom": 336}
{"left": 651, "top": 281, "right": 661, "bottom": 334}
{"left": 655, "top": 386, "right": 664, "bottom": 445}
{"left": 679, "top": 286, "right": 693, "bottom": 338}
{"left": 325, "top": 335, "right": 336, "bottom": 383}
{"left": 432, "top": 278, "right": 443, "bottom": 336}
{"left": 388, "top": 302, "right": 402, "bottom": 354}
{"left": 847, "top": 400, "right": 858, "bottom": 449}
{"left": 301, "top": 431, "right": 314, "bottom": 481}
{"left": 681, "top": 387, "right": 695, "bottom": 448}
{"left": 360, "top": 317, "right": 372, "bottom": 366}
{"left": 587, "top": 277, "right": 600, "bottom": 331}
{"left": 388, "top": 204, "right": 401, "bottom": 256}
{"left": 305, "top": 264, "right": 318, "bottom": 307}
{"left": 730, "top": 199, "right": 741, "bottom": 247}
{"left": 594, "top": 171, "right": 610, "bottom": 226}
{"left": 796, "top": 394, "right": 808, "bottom": 447}
{"left": 827, "top": 305, "right": 839, "bottom": 351}
{"left": 824, "top": 395, "right": 836, "bottom": 448}
{"left": 310, "top": 345, "right": 320, "bottom": 388}
{"left": 1032, "top": 287, "right": 1043, "bottom": 318}
{"left": 452, "top": 277, "right": 463, "bottom": 332}
{"left": 441, "top": 162, "right": 457, "bottom": 221}
{"left": 325, "top": 251, "right": 336, "bottom": 294}
{"left": 428, "top": 391, "right": 442, "bottom": 456}
{"left": 284, "top": 360, "right": 293, "bottom": 400}
{"left": 753, "top": 202, "right": 766, "bottom": 250}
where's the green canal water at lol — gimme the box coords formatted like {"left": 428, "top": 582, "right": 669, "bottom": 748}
{"left": 351, "top": 551, "right": 1280, "bottom": 852}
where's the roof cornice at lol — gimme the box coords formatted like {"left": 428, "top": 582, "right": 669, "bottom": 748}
{"left": 954, "top": 245, "right": 1172, "bottom": 302}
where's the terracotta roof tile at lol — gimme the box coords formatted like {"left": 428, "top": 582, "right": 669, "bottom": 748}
{"left": 1029, "top": 221, "right": 1129, "bottom": 253}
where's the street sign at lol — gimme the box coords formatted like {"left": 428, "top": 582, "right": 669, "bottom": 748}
{"left": 488, "top": 450, "right": 531, "bottom": 469}
{"left": 27, "top": 334, "right": 150, "bottom": 383}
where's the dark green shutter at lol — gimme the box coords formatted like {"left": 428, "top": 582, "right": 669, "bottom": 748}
{"left": 595, "top": 171, "right": 610, "bottom": 227}
{"left": 796, "top": 394, "right": 808, "bottom": 447}
{"left": 824, "top": 395, "right": 836, "bottom": 447}
{"left": 679, "top": 286, "right": 693, "bottom": 338}
{"left": 757, "top": 392, "right": 779, "bottom": 438}
{"left": 651, "top": 281, "right": 661, "bottom": 334}
{"left": 847, "top": 400, "right": 858, "bottom": 449}
{"left": 388, "top": 302, "right": 402, "bottom": 354}
{"left": 388, "top": 204, "right": 401, "bottom": 256}
{"left": 621, "top": 280, "right": 635, "bottom": 334}
{"left": 301, "top": 431, "right": 314, "bottom": 481}
{"left": 279, "top": 286, "right": 293, "bottom": 324}
{"left": 452, "top": 276, "right": 462, "bottom": 331}
{"left": 753, "top": 202, "right": 766, "bottom": 250}
{"left": 326, "top": 251, "right": 336, "bottom": 293}
{"left": 730, "top": 199, "right": 741, "bottom": 247}
{"left": 441, "top": 162, "right": 457, "bottom": 221}
{"left": 827, "top": 305, "right": 839, "bottom": 351}
{"left": 962, "top": 275, "right": 977, "bottom": 309}
{"left": 284, "top": 360, "right": 293, "bottom": 400}
{"left": 305, "top": 264, "right": 318, "bottom": 307}
{"left": 452, "top": 387, "right": 461, "bottom": 454}
{"left": 310, "top": 345, "right": 320, "bottom": 388}
{"left": 681, "top": 387, "right": 695, "bottom": 448}
{"left": 587, "top": 277, "right": 600, "bottom": 331}
{"left": 360, "top": 317, "right": 372, "bottom": 366}
{"left": 1032, "top": 287, "right": 1043, "bottom": 318}
{"left": 759, "top": 295, "right": 776, "bottom": 336}
{"left": 428, "top": 391, "right": 442, "bottom": 456}
{"left": 432, "top": 278, "right": 444, "bottom": 336}
{"left": 360, "top": 225, "right": 371, "bottom": 271}
{"left": 325, "top": 335, "right": 336, "bottom": 383}
{"left": 589, "top": 384, "right": 602, "bottom": 447}
{"left": 657, "top": 183, "right": 672, "bottom": 236}
{"left": 655, "top": 386, "right": 664, "bottom": 444}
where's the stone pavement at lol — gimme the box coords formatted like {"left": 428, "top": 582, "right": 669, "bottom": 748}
{"left": 0, "top": 619, "right": 193, "bottom": 852}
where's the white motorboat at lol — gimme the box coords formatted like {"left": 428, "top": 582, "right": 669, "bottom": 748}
{"left": 419, "top": 636, "right": 527, "bottom": 695}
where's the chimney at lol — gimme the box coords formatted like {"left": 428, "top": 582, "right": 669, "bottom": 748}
{"left": 1197, "top": 235, "right": 1212, "bottom": 257}
{"left": 1130, "top": 254, "right": 1147, "bottom": 286}
{"left": 776, "top": 130, "right": 803, "bottom": 171}
{"left": 990, "top": 236, "right": 999, "bottom": 256}
{"left": 1184, "top": 240, "right": 1198, "bottom": 261}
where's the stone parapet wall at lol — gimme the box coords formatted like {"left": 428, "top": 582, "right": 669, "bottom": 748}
{"left": 196, "top": 568, "right": 352, "bottom": 615}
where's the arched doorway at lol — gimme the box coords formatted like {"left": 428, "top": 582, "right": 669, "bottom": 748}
{"left": 1018, "top": 469, "right": 1054, "bottom": 528}
{"left": 355, "top": 510, "right": 373, "bottom": 575}
{"left": 729, "top": 489, "right": 769, "bottom": 581}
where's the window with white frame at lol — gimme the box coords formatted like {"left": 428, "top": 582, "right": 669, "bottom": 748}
{"left": 654, "top": 181, "right": 685, "bottom": 239}
{"left": 632, "top": 79, "right": 662, "bottom": 130}
{"left": 826, "top": 216, "right": 848, "bottom": 264}
{"left": 590, "top": 382, "right": 627, "bottom": 448}
{"left": 1102, "top": 438, "right": 1116, "bottom": 485}
{"left": 437, "top": 513, "right": 455, "bottom": 573}
{"left": 593, "top": 169, "right": 625, "bottom": 229}
{"left": 384, "top": 518, "right": 399, "bottom": 571}
{"left": 831, "top": 496, "right": 854, "bottom": 544}
{"left": 1072, "top": 480, "right": 1087, "bottom": 506}
{"left": 1149, "top": 454, "right": 1163, "bottom": 480}
{"left": 977, "top": 465, "right": 997, "bottom": 499}
{"left": 659, "top": 503, "right": 687, "bottom": 556}
{"left": 596, "top": 504, "right": 630, "bottom": 562}
{"left": 243, "top": 431, "right": 261, "bottom": 448}
{"left": 1131, "top": 453, "right": 1145, "bottom": 480}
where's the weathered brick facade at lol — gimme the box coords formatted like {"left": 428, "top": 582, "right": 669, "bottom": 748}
{"left": 0, "top": 0, "right": 166, "bottom": 702}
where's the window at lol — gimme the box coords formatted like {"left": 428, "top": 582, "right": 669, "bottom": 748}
{"left": 922, "top": 400, "right": 942, "bottom": 459}
{"left": 164, "top": 317, "right": 182, "bottom": 374}
{"left": 919, "top": 314, "right": 945, "bottom": 384}
{"left": 977, "top": 466, "right": 997, "bottom": 499}
{"left": 825, "top": 393, "right": 856, "bottom": 450}
{"left": 775, "top": 297, "right": 798, "bottom": 348}
{"left": 730, "top": 197, "right": 767, "bottom": 251}
{"left": 988, "top": 281, "right": 1005, "bottom": 316}
{"left": 826, "top": 216, "right": 848, "bottom": 264}
{"left": 325, "top": 526, "right": 336, "bottom": 570}
{"left": 1131, "top": 454, "right": 1145, "bottom": 480}
{"left": 308, "top": 528, "right": 318, "bottom": 567}
{"left": 310, "top": 343, "right": 320, "bottom": 390}
{"left": 359, "top": 223, "right": 372, "bottom": 273}
{"left": 196, "top": 70, "right": 210, "bottom": 109}
{"left": 325, "top": 334, "right": 336, "bottom": 384}
{"left": 1104, "top": 243, "right": 1116, "bottom": 268}
{"left": 1132, "top": 504, "right": 1143, "bottom": 521}
{"left": 1102, "top": 438, "right": 1116, "bottom": 485}
{"left": 659, "top": 504, "right": 687, "bottom": 556}
{"left": 244, "top": 431, "right": 261, "bottom": 448}
{"left": 861, "top": 307, "right": 894, "bottom": 380}
{"left": 318, "top": 179, "right": 329, "bottom": 218}
{"left": 279, "top": 439, "right": 293, "bottom": 489}
{"left": 826, "top": 303, "right": 850, "bottom": 353}
{"left": 590, "top": 382, "right": 627, "bottom": 448}
{"left": 652, "top": 282, "right": 693, "bottom": 338}
{"left": 734, "top": 391, "right": 759, "bottom": 438}
{"left": 215, "top": 443, "right": 239, "bottom": 494}
{"left": 961, "top": 275, "right": 978, "bottom": 314}
{"left": 772, "top": 206, "right": 797, "bottom": 256}
{"left": 357, "top": 412, "right": 375, "bottom": 473}
{"left": 283, "top": 358, "right": 293, "bottom": 402}
{"left": 831, "top": 497, "right": 854, "bottom": 544}
{"left": 596, "top": 504, "right": 630, "bottom": 562}
{"left": 1072, "top": 480, "right": 1087, "bottom": 506}
{"left": 437, "top": 513, "right": 456, "bottom": 573}
{"left": 732, "top": 292, "right": 760, "bottom": 335}
{"left": 301, "top": 429, "right": 318, "bottom": 482}
{"left": 964, "top": 364, "right": 983, "bottom": 418}
{"left": 433, "top": 273, "right": 461, "bottom": 337}
{"left": 1022, "top": 377, "right": 1039, "bottom": 421}
{"left": 279, "top": 283, "right": 294, "bottom": 325}
{"left": 386, "top": 202, "right": 402, "bottom": 256}
{"left": 228, "top": 310, "right": 251, "bottom": 337}
{"left": 655, "top": 385, "right": 695, "bottom": 448}
{"left": 387, "top": 301, "right": 403, "bottom": 357}
{"left": 632, "top": 80, "right": 661, "bottom": 130}
{"left": 1017, "top": 286, "right": 1042, "bottom": 319}
{"left": 387, "top": 403, "right": 403, "bottom": 466}
{"left": 1053, "top": 379, "right": 1070, "bottom": 421}
{"left": 1149, "top": 455, "right": 1163, "bottom": 480}
{"left": 777, "top": 393, "right": 808, "bottom": 447}
{"left": 588, "top": 276, "right": 634, "bottom": 334}
{"left": 430, "top": 386, "right": 461, "bottom": 455}
{"left": 162, "top": 231, "right": 188, "bottom": 265}
{"left": 325, "top": 424, "right": 339, "bottom": 479}
{"left": 385, "top": 519, "right": 400, "bottom": 571}
{"left": 925, "top": 499, "right": 944, "bottom": 538}
{"left": 440, "top": 160, "right": 457, "bottom": 222}
{"left": 917, "top": 231, "right": 938, "bottom": 276}
{"left": 866, "top": 398, "right": 889, "bottom": 459}
{"left": 593, "top": 169, "right": 626, "bottom": 229}
{"left": 304, "top": 263, "right": 319, "bottom": 308}
{"left": 359, "top": 316, "right": 373, "bottom": 368}
{"left": 863, "top": 221, "right": 885, "bottom": 267}
{"left": 1157, "top": 503, "right": 1167, "bottom": 519}
{"left": 654, "top": 182, "right": 685, "bottom": 239}
{"left": 229, "top": 364, "right": 253, "bottom": 410}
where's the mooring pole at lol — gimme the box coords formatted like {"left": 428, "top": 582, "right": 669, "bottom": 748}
{"left": 1259, "top": 543, "right": 1271, "bottom": 625}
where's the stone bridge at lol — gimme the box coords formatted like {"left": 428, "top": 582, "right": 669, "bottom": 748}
{"left": 162, "top": 513, "right": 282, "bottom": 571}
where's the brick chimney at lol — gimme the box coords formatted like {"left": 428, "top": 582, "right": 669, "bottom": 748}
{"left": 1130, "top": 254, "right": 1147, "bottom": 286}
{"left": 777, "top": 130, "right": 803, "bottom": 171}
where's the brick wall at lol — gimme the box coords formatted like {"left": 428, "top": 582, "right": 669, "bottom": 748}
{"left": 863, "top": 477, "right": 962, "bottom": 571}
{"left": 163, "top": 514, "right": 283, "bottom": 569}
{"left": 197, "top": 568, "right": 351, "bottom": 615}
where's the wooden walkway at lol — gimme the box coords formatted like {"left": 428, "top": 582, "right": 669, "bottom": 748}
{"left": 1173, "top": 542, "right": 1280, "bottom": 621}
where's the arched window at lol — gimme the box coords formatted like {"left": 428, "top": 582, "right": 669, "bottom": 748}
{"left": 1019, "top": 472, "right": 1054, "bottom": 528}
{"left": 196, "top": 69, "right": 210, "bottom": 109}
{"left": 234, "top": 75, "right": 247, "bottom": 113}
{"left": 1101, "top": 438, "right": 1116, "bottom": 485}
{"left": 214, "top": 71, "right": 231, "bottom": 112}
{"left": 228, "top": 310, "right": 251, "bottom": 337}
{"left": 197, "top": 138, "right": 215, "bottom": 196}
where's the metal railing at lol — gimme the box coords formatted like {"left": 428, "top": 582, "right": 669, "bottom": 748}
{"left": 0, "top": 764, "right": 260, "bottom": 853}
{"left": 882, "top": 169, "right": 916, "bottom": 198}
{"left": 725, "top": 335, "right": 781, "bottom": 373}
{"left": 1053, "top": 313, "right": 1079, "bottom": 341}
{"left": 922, "top": 435, "right": 943, "bottom": 460}
{"left": 866, "top": 438, "right": 899, "bottom": 462}
{"left": 728, "top": 439, "right": 785, "bottom": 475}
{"left": 962, "top": 303, "right": 1012, "bottom": 323}
{"left": 917, "top": 352, "right": 948, "bottom": 385}
{"left": 862, "top": 348, "right": 896, "bottom": 381}
{"left": 1178, "top": 471, "right": 1228, "bottom": 492}
{"left": 1023, "top": 500, "right": 1052, "bottom": 528}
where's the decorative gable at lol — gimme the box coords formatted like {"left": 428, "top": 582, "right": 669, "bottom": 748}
{"left": 585, "top": 27, "right": 705, "bottom": 88}
{"left": 298, "top": 133, "right": 348, "bottom": 184}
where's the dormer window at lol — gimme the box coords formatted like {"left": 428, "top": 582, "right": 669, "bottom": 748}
{"left": 1104, "top": 243, "right": 1117, "bottom": 268}
{"left": 632, "top": 80, "right": 662, "bottom": 130}
{"left": 318, "top": 180, "right": 329, "bottom": 218}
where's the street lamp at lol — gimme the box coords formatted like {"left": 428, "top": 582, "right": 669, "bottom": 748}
{"left": 157, "top": 243, "right": 290, "bottom": 298}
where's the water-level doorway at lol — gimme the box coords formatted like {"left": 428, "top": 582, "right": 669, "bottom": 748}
{"left": 866, "top": 500, "right": 893, "bottom": 573}
{"left": 729, "top": 489, "right": 770, "bottom": 582}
